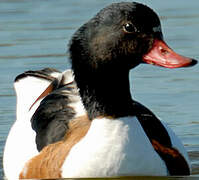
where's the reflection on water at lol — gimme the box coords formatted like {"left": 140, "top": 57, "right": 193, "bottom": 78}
{"left": 0, "top": 0, "right": 199, "bottom": 178}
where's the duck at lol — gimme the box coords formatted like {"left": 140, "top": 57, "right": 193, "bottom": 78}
{"left": 4, "top": 2, "right": 197, "bottom": 179}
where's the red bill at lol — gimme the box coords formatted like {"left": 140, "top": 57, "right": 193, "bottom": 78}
{"left": 143, "top": 39, "right": 197, "bottom": 68}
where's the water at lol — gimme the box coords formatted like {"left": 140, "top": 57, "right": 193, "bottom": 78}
{"left": 0, "top": 0, "right": 199, "bottom": 178}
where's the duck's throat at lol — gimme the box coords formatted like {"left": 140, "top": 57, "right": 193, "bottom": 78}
{"left": 75, "top": 69, "right": 133, "bottom": 120}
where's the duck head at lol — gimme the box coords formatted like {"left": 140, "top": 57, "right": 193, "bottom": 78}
{"left": 70, "top": 2, "right": 197, "bottom": 74}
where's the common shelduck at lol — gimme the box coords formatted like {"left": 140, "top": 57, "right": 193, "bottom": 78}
{"left": 4, "top": 2, "right": 197, "bottom": 179}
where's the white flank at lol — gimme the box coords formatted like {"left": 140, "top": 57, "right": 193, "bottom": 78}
{"left": 61, "top": 117, "right": 167, "bottom": 177}
{"left": 3, "top": 75, "right": 53, "bottom": 179}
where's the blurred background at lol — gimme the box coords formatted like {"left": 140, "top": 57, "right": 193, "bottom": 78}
{"left": 0, "top": 0, "right": 199, "bottom": 177}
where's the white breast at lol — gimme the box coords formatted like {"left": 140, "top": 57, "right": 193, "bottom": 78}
{"left": 61, "top": 116, "right": 167, "bottom": 177}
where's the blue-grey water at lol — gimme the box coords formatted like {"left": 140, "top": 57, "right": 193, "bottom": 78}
{"left": 0, "top": 0, "right": 199, "bottom": 178}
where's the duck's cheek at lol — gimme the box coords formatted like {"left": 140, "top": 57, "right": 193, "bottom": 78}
{"left": 142, "top": 39, "right": 197, "bottom": 68}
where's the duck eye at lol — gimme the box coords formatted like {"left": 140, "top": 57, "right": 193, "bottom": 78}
{"left": 123, "top": 23, "right": 135, "bottom": 33}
